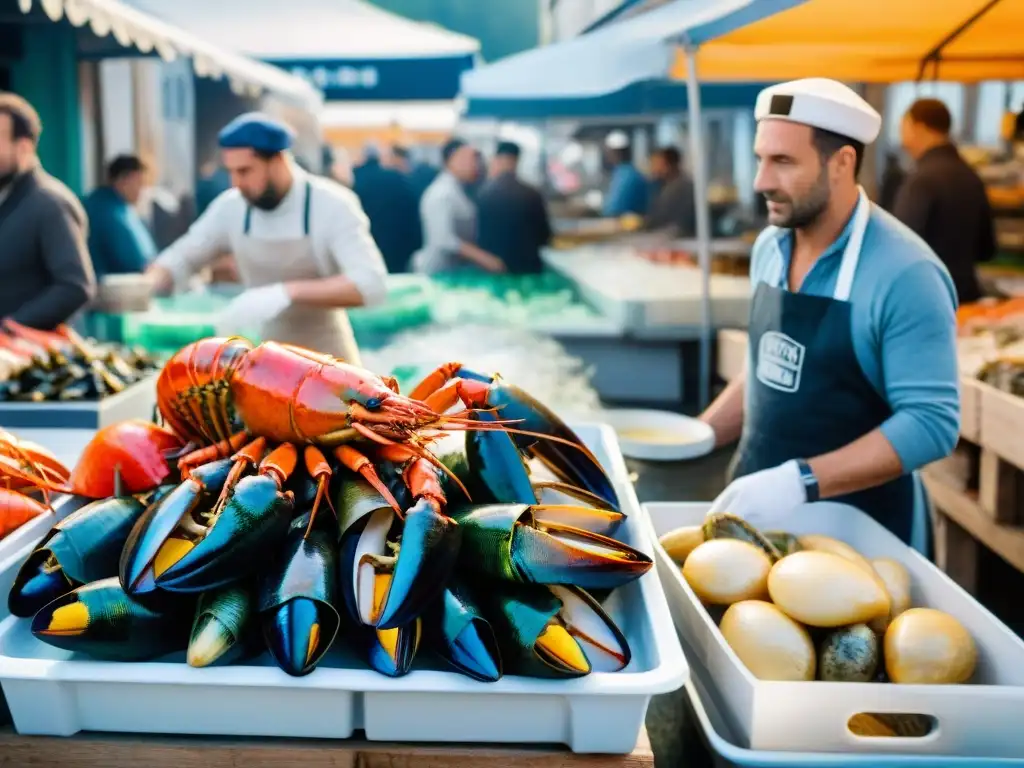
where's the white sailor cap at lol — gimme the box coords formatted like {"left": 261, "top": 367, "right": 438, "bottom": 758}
{"left": 755, "top": 78, "right": 882, "bottom": 145}
{"left": 605, "top": 130, "right": 630, "bottom": 149}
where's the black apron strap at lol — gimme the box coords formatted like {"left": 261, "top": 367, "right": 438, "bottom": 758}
{"left": 303, "top": 180, "right": 312, "bottom": 236}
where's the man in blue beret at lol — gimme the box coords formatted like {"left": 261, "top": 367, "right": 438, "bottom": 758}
{"left": 146, "top": 112, "right": 388, "bottom": 363}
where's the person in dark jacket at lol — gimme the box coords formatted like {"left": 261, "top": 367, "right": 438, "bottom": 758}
{"left": 352, "top": 147, "right": 421, "bottom": 273}
{"left": 0, "top": 92, "right": 95, "bottom": 329}
{"left": 895, "top": 98, "right": 996, "bottom": 304}
{"left": 476, "top": 141, "right": 553, "bottom": 275}
{"left": 878, "top": 152, "right": 907, "bottom": 213}
{"left": 643, "top": 146, "right": 696, "bottom": 237}
{"left": 83, "top": 155, "right": 158, "bottom": 280}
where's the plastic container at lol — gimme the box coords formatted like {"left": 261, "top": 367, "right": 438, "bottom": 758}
{"left": 598, "top": 409, "right": 715, "bottom": 461}
{"left": 0, "top": 375, "right": 157, "bottom": 429}
{"left": 0, "top": 424, "right": 688, "bottom": 753}
{"left": 682, "top": 636, "right": 1024, "bottom": 768}
{"left": 0, "top": 496, "right": 82, "bottom": 621}
{"left": 644, "top": 501, "right": 1024, "bottom": 759}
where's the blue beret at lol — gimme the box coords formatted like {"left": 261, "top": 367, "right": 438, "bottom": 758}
{"left": 218, "top": 112, "right": 294, "bottom": 153}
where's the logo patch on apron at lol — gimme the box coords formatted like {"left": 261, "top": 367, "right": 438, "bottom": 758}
{"left": 756, "top": 331, "right": 804, "bottom": 393}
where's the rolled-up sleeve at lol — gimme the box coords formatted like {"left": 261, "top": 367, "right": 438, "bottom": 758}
{"left": 323, "top": 185, "right": 389, "bottom": 307}
{"left": 877, "top": 261, "right": 960, "bottom": 472}
{"left": 153, "top": 192, "right": 232, "bottom": 290}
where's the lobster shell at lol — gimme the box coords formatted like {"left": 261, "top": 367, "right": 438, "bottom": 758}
{"left": 68, "top": 420, "right": 185, "bottom": 499}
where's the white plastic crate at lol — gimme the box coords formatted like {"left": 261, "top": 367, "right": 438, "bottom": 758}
{"left": 0, "top": 424, "right": 688, "bottom": 753}
{"left": 0, "top": 375, "right": 156, "bottom": 430}
{"left": 0, "top": 497, "right": 81, "bottom": 620}
{"left": 645, "top": 501, "right": 1024, "bottom": 759}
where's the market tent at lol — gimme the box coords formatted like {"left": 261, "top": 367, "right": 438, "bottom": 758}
{"left": 459, "top": 0, "right": 800, "bottom": 101}
{"left": 17, "top": 0, "right": 321, "bottom": 108}
{"left": 673, "top": 0, "right": 1024, "bottom": 82}
{"left": 462, "top": 1, "right": 802, "bottom": 410}
{"left": 124, "top": 0, "right": 481, "bottom": 102}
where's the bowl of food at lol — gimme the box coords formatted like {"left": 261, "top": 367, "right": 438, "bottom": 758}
{"left": 600, "top": 408, "right": 716, "bottom": 461}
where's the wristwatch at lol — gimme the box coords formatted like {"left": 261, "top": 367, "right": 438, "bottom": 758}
{"left": 795, "top": 459, "right": 820, "bottom": 503}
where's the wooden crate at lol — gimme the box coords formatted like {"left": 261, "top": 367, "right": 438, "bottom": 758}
{"left": 960, "top": 376, "right": 984, "bottom": 441}
{"left": 927, "top": 378, "right": 1024, "bottom": 589}
{"left": 979, "top": 382, "right": 1024, "bottom": 469}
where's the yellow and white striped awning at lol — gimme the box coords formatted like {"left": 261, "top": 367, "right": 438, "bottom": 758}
{"left": 18, "top": 0, "right": 323, "bottom": 108}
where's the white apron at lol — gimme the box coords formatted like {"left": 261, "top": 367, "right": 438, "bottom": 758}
{"left": 234, "top": 180, "right": 361, "bottom": 365}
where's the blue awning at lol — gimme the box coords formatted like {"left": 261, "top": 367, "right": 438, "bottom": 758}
{"left": 275, "top": 54, "right": 477, "bottom": 102}
{"left": 124, "top": 0, "right": 481, "bottom": 101}
{"left": 463, "top": 79, "right": 769, "bottom": 121}
{"left": 460, "top": 0, "right": 802, "bottom": 102}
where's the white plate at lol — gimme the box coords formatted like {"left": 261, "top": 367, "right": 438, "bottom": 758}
{"left": 598, "top": 409, "right": 715, "bottom": 461}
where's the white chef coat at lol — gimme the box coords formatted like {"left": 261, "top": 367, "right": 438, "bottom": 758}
{"left": 411, "top": 171, "right": 478, "bottom": 274}
{"left": 155, "top": 162, "right": 388, "bottom": 307}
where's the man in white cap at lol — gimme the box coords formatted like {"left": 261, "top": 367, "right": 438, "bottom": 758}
{"left": 602, "top": 131, "right": 649, "bottom": 217}
{"left": 699, "top": 79, "right": 959, "bottom": 551}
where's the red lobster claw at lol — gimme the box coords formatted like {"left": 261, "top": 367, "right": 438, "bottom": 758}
{"left": 68, "top": 420, "right": 185, "bottom": 499}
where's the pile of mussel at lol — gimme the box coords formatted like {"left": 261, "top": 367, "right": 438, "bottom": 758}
{"left": 0, "top": 320, "right": 160, "bottom": 402}
{"left": 7, "top": 400, "right": 650, "bottom": 683}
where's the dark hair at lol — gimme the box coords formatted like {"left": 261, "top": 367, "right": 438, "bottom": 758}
{"left": 442, "top": 138, "right": 467, "bottom": 165}
{"left": 496, "top": 141, "right": 521, "bottom": 158}
{"left": 906, "top": 98, "right": 952, "bottom": 135}
{"left": 390, "top": 144, "right": 410, "bottom": 160}
{"left": 811, "top": 127, "right": 864, "bottom": 178}
{"left": 0, "top": 92, "right": 41, "bottom": 144}
{"left": 653, "top": 146, "right": 682, "bottom": 168}
{"left": 107, "top": 154, "right": 145, "bottom": 182}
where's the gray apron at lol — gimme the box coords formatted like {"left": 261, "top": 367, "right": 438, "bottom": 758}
{"left": 234, "top": 181, "right": 361, "bottom": 365}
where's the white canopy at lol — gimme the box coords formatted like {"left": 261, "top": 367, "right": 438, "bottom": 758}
{"left": 124, "top": 0, "right": 480, "bottom": 60}
{"left": 19, "top": 0, "right": 321, "bottom": 108}
{"left": 461, "top": 0, "right": 766, "bottom": 100}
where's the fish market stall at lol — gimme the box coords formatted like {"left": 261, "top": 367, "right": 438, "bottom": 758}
{"left": 0, "top": 334, "right": 686, "bottom": 763}
{"left": 539, "top": 243, "right": 752, "bottom": 406}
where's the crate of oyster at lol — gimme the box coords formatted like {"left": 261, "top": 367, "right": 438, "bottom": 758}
{"left": 645, "top": 502, "right": 1024, "bottom": 759}
{"left": 0, "top": 417, "right": 686, "bottom": 753}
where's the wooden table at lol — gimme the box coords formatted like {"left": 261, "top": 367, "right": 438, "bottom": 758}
{"left": 0, "top": 727, "right": 653, "bottom": 768}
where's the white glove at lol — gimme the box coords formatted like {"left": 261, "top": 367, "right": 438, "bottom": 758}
{"left": 214, "top": 283, "right": 291, "bottom": 337}
{"left": 706, "top": 459, "right": 807, "bottom": 530}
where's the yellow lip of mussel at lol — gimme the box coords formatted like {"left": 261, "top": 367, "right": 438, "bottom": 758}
{"left": 152, "top": 538, "right": 197, "bottom": 579}
{"left": 37, "top": 601, "right": 89, "bottom": 637}
{"left": 535, "top": 621, "right": 591, "bottom": 675}
{"left": 378, "top": 626, "right": 400, "bottom": 659}
{"left": 549, "top": 585, "right": 628, "bottom": 671}
{"left": 354, "top": 508, "right": 395, "bottom": 625}
{"left": 306, "top": 623, "right": 321, "bottom": 667}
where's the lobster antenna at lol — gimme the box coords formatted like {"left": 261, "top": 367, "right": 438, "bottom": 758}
{"left": 5, "top": 439, "right": 56, "bottom": 504}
